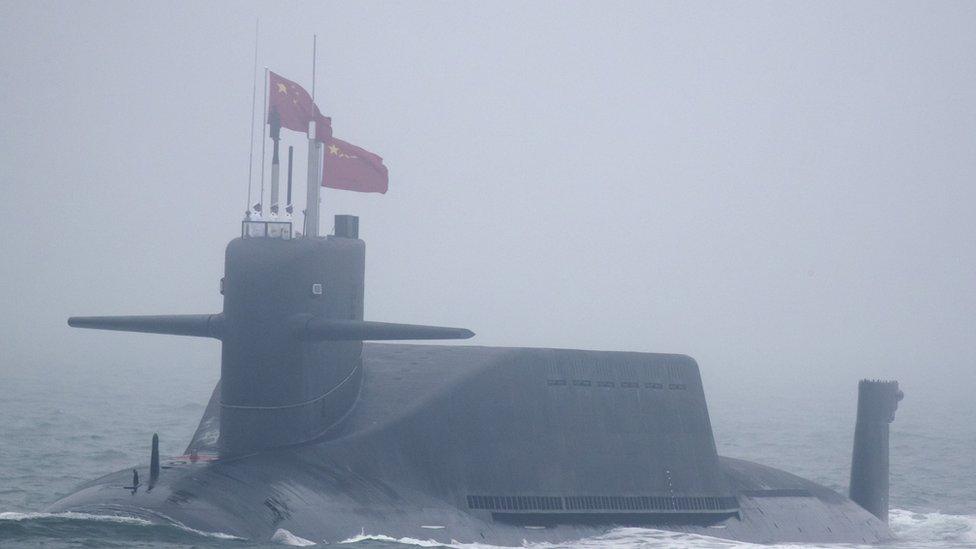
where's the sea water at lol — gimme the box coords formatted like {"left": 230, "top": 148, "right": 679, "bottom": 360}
{"left": 1, "top": 357, "right": 973, "bottom": 548}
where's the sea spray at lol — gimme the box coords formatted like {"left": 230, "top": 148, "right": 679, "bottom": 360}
{"left": 272, "top": 528, "right": 318, "bottom": 546}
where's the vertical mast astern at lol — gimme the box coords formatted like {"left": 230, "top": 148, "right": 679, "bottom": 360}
{"left": 849, "top": 379, "right": 903, "bottom": 522}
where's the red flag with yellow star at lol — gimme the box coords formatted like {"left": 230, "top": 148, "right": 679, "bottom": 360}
{"left": 323, "top": 138, "right": 389, "bottom": 194}
{"left": 268, "top": 71, "right": 331, "bottom": 140}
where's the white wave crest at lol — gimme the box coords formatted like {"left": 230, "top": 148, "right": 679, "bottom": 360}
{"left": 890, "top": 508, "right": 976, "bottom": 545}
{"left": 0, "top": 510, "right": 243, "bottom": 541}
{"left": 272, "top": 527, "right": 318, "bottom": 546}
{"left": 545, "top": 527, "right": 773, "bottom": 548}
{"left": 339, "top": 528, "right": 516, "bottom": 548}
{"left": 337, "top": 527, "right": 765, "bottom": 549}
{"left": 0, "top": 511, "right": 152, "bottom": 525}
{"left": 168, "top": 518, "right": 244, "bottom": 540}
{"left": 8, "top": 509, "right": 975, "bottom": 548}
{"left": 340, "top": 532, "right": 452, "bottom": 547}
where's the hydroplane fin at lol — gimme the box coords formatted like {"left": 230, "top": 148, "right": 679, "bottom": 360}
{"left": 67, "top": 314, "right": 223, "bottom": 338}
{"left": 298, "top": 318, "right": 474, "bottom": 341}
{"left": 68, "top": 314, "right": 472, "bottom": 341}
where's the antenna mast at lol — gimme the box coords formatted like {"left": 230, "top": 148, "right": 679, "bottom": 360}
{"left": 269, "top": 107, "right": 281, "bottom": 216}
{"left": 256, "top": 67, "right": 268, "bottom": 216}
{"left": 245, "top": 19, "right": 259, "bottom": 215}
{"left": 286, "top": 145, "right": 294, "bottom": 215}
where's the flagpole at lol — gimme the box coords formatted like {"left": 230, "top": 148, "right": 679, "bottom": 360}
{"left": 305, "top": 34, "right": 322, "bottom": 237}
{"left": 258, "top": 67, "right": 268, "bottom": 216}
{"left": 245, "top": 19, "right": 259, "bottom": 215}
{"left": 314, "top": 35, "right": 324, "bottom": 234}
{"left": 305, "top": 120, "right": 320, "bottom": 237}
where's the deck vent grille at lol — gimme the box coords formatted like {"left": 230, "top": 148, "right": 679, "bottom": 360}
{"left": 467, "top": 495, "right": 738, "bottom": 513}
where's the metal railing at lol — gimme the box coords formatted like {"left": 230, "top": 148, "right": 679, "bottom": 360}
{"left": 242, "top": 220, "right": 293, "bottom": 240}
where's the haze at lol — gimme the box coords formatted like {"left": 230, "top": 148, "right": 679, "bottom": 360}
{"left": 1, "top": 1, "right": 974, "bottom": 409}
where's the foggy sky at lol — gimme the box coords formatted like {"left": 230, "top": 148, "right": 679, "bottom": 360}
{"left": 1, "top": 1, "right": 974, "bottom": 400}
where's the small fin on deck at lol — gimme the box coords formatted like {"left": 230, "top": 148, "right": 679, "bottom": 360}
{"left": 149, "top": 434, "right": 160, "bottom": 489}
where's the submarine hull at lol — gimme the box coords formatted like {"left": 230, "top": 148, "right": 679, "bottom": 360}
{"left": 47, "top": 343, "right": 892, "bottom": 545}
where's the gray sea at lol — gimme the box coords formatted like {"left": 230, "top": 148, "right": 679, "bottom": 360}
{"left": 1, "top": 358, "right": 973, "bottom": 548}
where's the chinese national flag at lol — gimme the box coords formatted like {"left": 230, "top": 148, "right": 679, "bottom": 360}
{"left": 323, "top": 138, "right": 389, "bottom": 194}
{"left": 269, "top": 71, "right": 385, "bottom": 193}
{"left": 268, "top": 71, "right": 332, "bottom": 141}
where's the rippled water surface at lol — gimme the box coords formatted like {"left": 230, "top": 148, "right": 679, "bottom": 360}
{"left": 1, "top": 359, "right": 973, "bottom": 548}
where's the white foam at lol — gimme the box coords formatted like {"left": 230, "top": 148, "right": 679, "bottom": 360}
{"left": 337, "top": 528, "right": 713, "bottom": 549}
{"left": 339, "top": 532, "right": 449, "bottom": 547}
{"left": 517, "top": 528, "right": 779, "bottom": 549}
{"left": 337, "top": 526, "right": 857, "bottom": 549}
{"left": 7, "top": 509, "right": 974, "bottom": 548}
{"left": 339, "top": 529, "right": 505, "bottom": 548}
{"left": 889, "top": 508, "right": 976, "bottom": 545}
{"left": 168, "top": 519, "right": 244, "bottom": 540}
{"left": 0, "top": 511, "right": 152, "bottom": 525}
{"left": 0, "top": 510, "right": 243, "bottom": 541}
{"left": 272, "top": 527, "right": 318, "bottom": 546}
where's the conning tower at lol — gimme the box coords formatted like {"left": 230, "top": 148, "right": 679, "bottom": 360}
{"left": 68, "top": 215, "right": 473, "bottom": 456}
{"left": 219, "top": 218, "right": 365, "bottom": 454}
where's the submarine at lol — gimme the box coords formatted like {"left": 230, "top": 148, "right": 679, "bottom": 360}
{"left": 48, "top": 72, "right": 905, "bottom": 545}
{"left": 49, "top": 210, "right": 905, "bottom": 545}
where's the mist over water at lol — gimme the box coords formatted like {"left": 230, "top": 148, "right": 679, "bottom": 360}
{"left": 1, "top": 1, "right": 974, "bottom": 547}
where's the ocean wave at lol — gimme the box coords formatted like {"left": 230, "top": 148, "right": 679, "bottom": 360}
{"left": 169, "top": 518, "right": 243, "bottom": 540}
{"left": 340, "top": 531, "right": 495, "bottom": 547}
{"left": 272, "top": 527, "right": 318, "bottom": 546}
{"left": 0, "top": 511, "right": 153, "bottom": 525}
{"left": 339, "top": 513, "right": 976, "bottom": 549}
{"left": 889, "top": 508, "right": 976, "bottom": 546}
{"left": 526, "top": 527, "right": 797, "bottom": 548}
{"left": 338, "top": 527, "right": 799, "bottom": 549}
{"left": 3, "top": 509, "right": 974, "bottom": 548}
{"left": 0, "top": 510, "right": 243, "bottom": 545}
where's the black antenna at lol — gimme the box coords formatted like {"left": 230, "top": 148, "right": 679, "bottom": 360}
{"left": 245, "top": 19, "right": 259, "bottom": 216}
{"left": 269, "top": 107, "right": 281, "bottom": 215}
{"left": 286, "top": 145, "right": 294, "bottom": 214}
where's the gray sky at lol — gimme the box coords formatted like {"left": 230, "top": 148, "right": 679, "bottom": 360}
{"left": 1, "top": 1, "right": 974, "bottom": 400}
